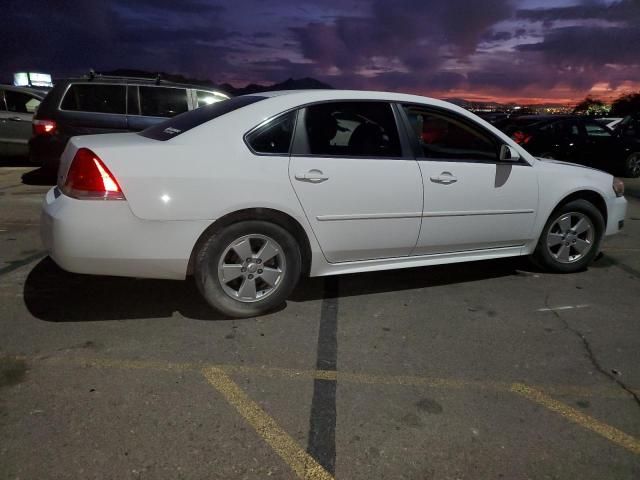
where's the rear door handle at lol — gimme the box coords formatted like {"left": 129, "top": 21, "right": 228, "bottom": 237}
{"left": 430, "top": 172, "right": 457, "bottom": 184}
{"left": 295, "top": 169, "right": 329, "bottom": 183}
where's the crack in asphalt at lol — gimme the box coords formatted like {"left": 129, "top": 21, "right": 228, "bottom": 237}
{"left": 544, "top": 294, "right": 640, "bottom": 409}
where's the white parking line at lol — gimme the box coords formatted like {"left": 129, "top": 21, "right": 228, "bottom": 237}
{"left": 536, "top": 304, "right": 590, "bottom": 313}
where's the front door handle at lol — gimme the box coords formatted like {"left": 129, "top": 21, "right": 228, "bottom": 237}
{"left": 295, "top": 169, "right": 329, "bottom": 183}
{"left": 430, "top": 172, "right": 457, "bottom": 184}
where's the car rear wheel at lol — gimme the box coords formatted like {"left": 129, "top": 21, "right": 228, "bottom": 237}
{"left": 532, "top": 199, "right": 604, "bottom": 273}
{"left": 195, "top": 221, "right": 302, "bottom": 318}
{"left": 622, "top": 152, "right": 640, "bottom": 178}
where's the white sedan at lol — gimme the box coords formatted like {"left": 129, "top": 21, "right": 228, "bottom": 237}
{"left": 41, "top": 90, "right": 627, "bottom": 317}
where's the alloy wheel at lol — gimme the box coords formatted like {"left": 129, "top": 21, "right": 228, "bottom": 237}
{"left": 217, "top": 234, "right": 286, "bottom": 302}
{"left": 545, "top": 212, "right": 595, "bottom": 264}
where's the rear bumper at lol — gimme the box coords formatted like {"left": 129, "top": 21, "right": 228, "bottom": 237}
{"left": 41, "top": 188, "right": 211, "bottom": 280}
{"left": 604, "top": 196, "right": 627, "bottom": 236}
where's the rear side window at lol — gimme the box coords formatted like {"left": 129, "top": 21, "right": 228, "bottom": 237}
{"left": 302, "top": 101, "right": 402, "bottom": 157}
{"left": 61, "top": 84, "right": 126, "bottom": 114}
{"left": 139, "top": 86, "right": 188, "bottom": 117}
{"left": 585, "top": 122, "right": 612, "bottom": 138}
{"left": 139, "top": 95, "right": 265, "bottom": 141}
{"left": 5, "top": 91, "right": 41, "bottom": 113}
{"left": 246, "top": 111, "right": 296, "bottom": 154}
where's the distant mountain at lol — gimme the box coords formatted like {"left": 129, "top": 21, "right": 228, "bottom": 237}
{"left": 221, "top": 77, "right": 333, "bottom": 96}
{"left": 97, "top": 70, "right": 332, "bottom": 96}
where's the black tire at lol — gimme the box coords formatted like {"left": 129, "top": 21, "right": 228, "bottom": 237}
{"left": 194, "top": 220, "right": 302, "bottom": 318}
{"left": 621, "top": 152, "right": 640, "bottom": 178}
{"left": 532, "top": 199, "right": 604, "bottom": 273}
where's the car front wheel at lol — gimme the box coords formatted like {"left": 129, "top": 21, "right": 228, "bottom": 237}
{"left": 532, "top": 199, "right": 604, "bottom": 273}
{"left": 195, "top": 221, "right": 302, "bottom": 318}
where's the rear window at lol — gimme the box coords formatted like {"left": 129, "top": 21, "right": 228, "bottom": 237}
{"left": 139, "top": 95, "right": 266, "bottom": 141}
{"left": 139, "top": 86, "right": 188, "bottom": 117}
{"left": 60, "top": 84, "right": 126, "bottom": 114}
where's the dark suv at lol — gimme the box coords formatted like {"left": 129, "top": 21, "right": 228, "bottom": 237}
{"left": 30, "top": 74, "right": 229, "bottom": 170}
{"left": 495, "top": 115, "right": 640, "bottom": 177}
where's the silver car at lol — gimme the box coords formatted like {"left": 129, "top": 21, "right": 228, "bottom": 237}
{"left": 0, "top": 85, "right": 46, "bottom": 156}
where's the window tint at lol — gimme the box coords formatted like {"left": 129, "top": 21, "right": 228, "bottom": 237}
{"left": 196, "top": 90, "right": 226, "bottom": 107}
{"left": 5, "top": 90, "right": 40, "bottom": 113}
{"left": 246, "top": 111, "right": 296, "bottom": 154}
{"left": 539, "top": 119, "right": 580, "bottom": 138}
{"left": 139, "top": 86, "right": 188, "bottom": 117}
{"left": 403, "top": 105, "right": 497, "bottom": 160}
{"left": 585, "top": 122, "right": 612, "bottom": 138}
{"left": 61, "top": 84, "right": 126, "bottom": 114}
{"left": 304, "top": 102, "right": 401, "bottom": 157}
{"left": 140, "top": 95, "right": 265, "bottom": 141}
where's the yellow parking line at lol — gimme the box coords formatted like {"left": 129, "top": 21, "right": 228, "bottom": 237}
{"left": 511, "top": 383, "right": 640, "bottom": 456}
{"left": 22, "top": 355, "right": 640, "bottom": 399}
{"left": 203, "top": 367, "right": 334, "bottom": 480}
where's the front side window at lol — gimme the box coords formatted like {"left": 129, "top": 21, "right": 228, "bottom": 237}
{"left": 403, "top": 105, "right": 498, "bottom": 161}
{"left": 61, "top": 84, "right": 126, "bottom": 114}
{"left": 4, "top": 91, "right": 40, "bottom": 113}
{"left": 139, "top": 87, "right": 188, "bottom": 117}
{"left": 303, "top": 102, "right": 402, "bottom": 157}
{"left": 246, "top": 111, "right": 296, "bottom": 154}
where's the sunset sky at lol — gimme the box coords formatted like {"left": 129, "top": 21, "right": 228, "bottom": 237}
{"left": 3, "top": 0, "right": 640, "bottom": 104}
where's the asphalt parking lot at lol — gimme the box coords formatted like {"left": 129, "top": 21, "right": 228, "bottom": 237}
{"left": 1, "top": 164, "right": 639, "bottom": 479}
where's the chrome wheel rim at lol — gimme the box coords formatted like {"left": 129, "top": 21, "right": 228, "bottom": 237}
{"left": 217, "top": 234, "right": 286, "bottom": 303}
{"left": 627, "top": 153, "right": 640, "bottom": 177}
{"left": 546, "top": 212, "right": 594, "bottom": 264}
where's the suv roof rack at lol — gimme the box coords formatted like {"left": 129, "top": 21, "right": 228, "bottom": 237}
{"left": 86, "top": 69, "right": 164, "bottom": 85}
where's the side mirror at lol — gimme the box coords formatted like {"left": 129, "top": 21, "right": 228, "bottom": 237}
{"left": 499, "top": 144, "right": 521, "bottom": 162}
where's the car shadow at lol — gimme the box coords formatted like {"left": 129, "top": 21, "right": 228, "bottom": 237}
{"left": 24, "top": 256, "right": 531, "bottom": 323}
{"left": 20, "top": 167, "right": 56, "bottom": 186}
{"left": 0, "top": 156, "right": 34, "bottom": 168}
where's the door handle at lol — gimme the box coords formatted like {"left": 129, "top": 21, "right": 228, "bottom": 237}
{"left": 430, "top": 172, "right": 457, "bottom": 184}
{"left": 295, "top": 169, "right": 329, "bottom": 183}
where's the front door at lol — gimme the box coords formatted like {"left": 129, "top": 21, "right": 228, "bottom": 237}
{"left": 289, "top": 101, "right": 423, "bottom": 263}
{"left": 400, "top": 104, "right": 539, "bottom": 255}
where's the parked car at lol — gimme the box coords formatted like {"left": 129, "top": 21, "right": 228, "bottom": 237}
{"left": 496, "top": 115, "right": 640, "bottom": 177}
{"left": 30, "top": 74, "right": 229, "bottom": 170}
{"left": 41, "top": 90, "right": 627, "bottom": 318}
{"left": 612, "top": 114, "right": 640, "bottom": 177}
{"left": 0, "top": 85, "right": 46, "bottom": 157}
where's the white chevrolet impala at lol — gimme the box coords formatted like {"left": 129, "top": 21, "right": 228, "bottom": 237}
{"left": 41, "top": 90, "right": 627, "bottom": 317}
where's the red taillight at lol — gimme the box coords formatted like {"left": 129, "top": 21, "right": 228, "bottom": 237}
{"left": 62, "top": 148, "right": 125, "bottom": 200}
{"left": 33, "top": 119, "right": 57, "bottom": 136}
{"left": 512, "top": 130, "right": 533, "bottom": 145}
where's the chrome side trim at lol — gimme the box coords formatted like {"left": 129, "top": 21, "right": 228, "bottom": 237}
{"left": 316, "top": 209, "right": 534, "bottom": 221}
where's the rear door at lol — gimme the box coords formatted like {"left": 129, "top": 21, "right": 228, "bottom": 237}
{"left": 0, "top": 89, "right": 41, "bottom": 156}
{"left": 58, "top": 83, "right": 128, "bottom": 136}
{"left": 126, "top": 86, "right": 189, "bottom": 131}
{"left": 289, "top": 101, "right": 423, "bottom": 263}
{"left": 401, "top": 103, "right": 538, "bottom": 255}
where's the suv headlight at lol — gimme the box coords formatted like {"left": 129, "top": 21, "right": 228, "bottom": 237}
{"left": 613, "top": 177, "right": 625, "bottom": 197}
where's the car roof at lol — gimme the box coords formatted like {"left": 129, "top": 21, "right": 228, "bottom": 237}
{"left": 0, "top": 84, "right": 47, "bottom": 98}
